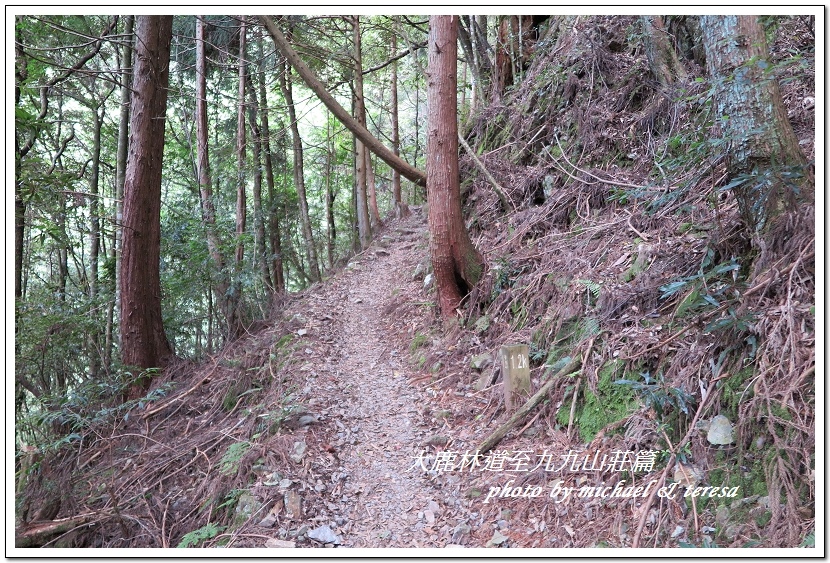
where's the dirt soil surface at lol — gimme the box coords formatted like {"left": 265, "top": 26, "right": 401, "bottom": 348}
{"left": 310, "top": 210, "right": 454, "bottom": 547}
{"left": 270, "top": 207, "right": 488, "bottom": 548}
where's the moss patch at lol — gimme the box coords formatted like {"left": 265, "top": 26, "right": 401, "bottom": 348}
{"left": 559, "top": 360, "right": 637, "bottom": 443}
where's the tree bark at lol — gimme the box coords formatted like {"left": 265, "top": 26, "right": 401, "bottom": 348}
{"left": 390, "top": 21, "right": 409, "bottom": 219}
{"left": 256, "top": 31, "right": 285, "bottom": 294}
{"left": 352, "top": 17, "right": 373, "bottom": 249}
{"left": 279, "top": 58, "right": 321, "bottom": 282}
{"left": 234, "top": 17, "right": 247, "bottom": 271}
{"left": 458, "top": 16, "right": 481, "bottom": 106}
{"left": 366, "top": 151, "right": 381, "bottom": 228}
{"left": 88, "top": 108, "right": 102, "bottom": 379}
{"left": 246, "top": 72, "right": 272, "bottom": 291}
{"left": 107, "top": 14, "right": 134, "bottom": 371}
{"left": 259, "top": 15, "right": 426, "bottom": 187}
{"left": 427, "top": 16, "right": 485, "bottom": 320}
{"left": 325, "top": 113, "right": 336, "bottom": 268}
{"left": 641, "top": 16, "right": 688, "bottom": 88}
{"left": 492, "top": 16, "right": 537, "bottom": 101}
{"left": 196, "top": 16, "right": 239, "bottom": 338}
{"left": 700, "top": 15, "right": 812, "bottom": 232}
{"left": 15, "top": 18, "right": 27, "bottom": 301}
{"left": 119, "top": 15, "right": 174, "bottom": 396}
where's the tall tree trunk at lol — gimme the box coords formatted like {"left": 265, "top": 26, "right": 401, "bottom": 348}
{"left": 366, "top": 148, "right": 381, "bottom": 228}
{"left": 15, "top": 16, "right": 118, "bottom": 302}
{"left": 15, "top": 20, "right": 26, "bottom": 301}
{"left": 107, "top": 16, "right": 135, "bottom": 366}
{"left": 471, "top": 14, "right": 493, "bottom": 104}
{"left": 235, "top": 17, "right": 247, "bottom": 272}
{"left": 354, "top": 17, "right": 381, "bottom": 228}
{"left": 119, "top": 15, "right": 174, "bottom": 397}
{"left": 458, "top": 16, "right": 481, "bottom": 106}
{"left": 196, "top": 15, "right": 239, "bottom": 338}
{"left": 325, "top": 113, "right": 336, "bottom": 268}
{"left": 246, "top": 72, "right": 272, "bottom": 291}
{"left": 279, "top": 59, "right": 321, "bottom": 282}
{"left": 700, "top": 15, "right": 812, "bottom": 233}
{"left": 107, "top": 14, "right": 134, "bottom": 372}
{"left": 390, "top": 21, "right": 408, "bottom": 219}
{"left": 427, "top": 16, "right": 485, "bottom": 320}
{"left": 352, "top": 17, "right": 373, "bottom": 249}
{"left": 88, "top": 108, "right": 103, "bottom": 379}
{"left": 256, "top": 30, "right": 285, "bottom": 294}
{"left": 259, "top": 15, "right": 426, "bottom": 187}
{"left": 351, "top": 97, "right": 361, "bottom": 253}
{"left": 413, "top": 77, "right": 421, "bottom": 205}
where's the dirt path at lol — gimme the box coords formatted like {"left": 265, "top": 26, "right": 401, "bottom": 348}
{"left": 310, "top": 209, "right": 456, "bottom": 548}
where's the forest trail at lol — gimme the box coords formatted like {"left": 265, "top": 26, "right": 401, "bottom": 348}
{"left": 297, "top": 207, "right": 467, "bottom": 548}
{"left": 322, "top": 210, "right": 436, "bottom": 547}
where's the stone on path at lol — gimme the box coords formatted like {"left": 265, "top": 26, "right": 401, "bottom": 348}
{"left": 308, "top": 525, "right": 341, "bottom": 545}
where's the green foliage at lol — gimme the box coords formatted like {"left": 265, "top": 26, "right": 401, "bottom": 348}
{"left": 177, "top": 522, "right": 225, "bottom": 548}
{"left": 576, "top": 279, "right": 601, "bottom": 306}
{"left": 716, "top": 162, "right": 809, "bottom": 232}
{"left": 220, "top": 441, "right": 251, "bottom": 476}
{"left": 409, "top": 332, "right": 429, "bottom": 352}
{"left": 559, "top": 360, "right": 638, "bottom": 443}
{"left": 491, "top": 258, "right": 526, "bottom": 299}
{"left": 615, "top": 370, "right": 695, "bottom": 418}
{"left": 660, "top": 248, "right": 743, "bottom": 319}
{"left": 17, "top": 368, "right": 173, "bottom": 457}
{"left": 216, "top": 488, "right": 245, "bottom": 510}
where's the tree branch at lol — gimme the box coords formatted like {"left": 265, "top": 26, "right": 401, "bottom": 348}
{"left": 18, "top": 15, "right": 119, "bottom": 159}
{"left": 259, "top": 15, "right": 427, "bottom": 187}
{"left": 458, "top": 133, "right": 515, "bottom": 211}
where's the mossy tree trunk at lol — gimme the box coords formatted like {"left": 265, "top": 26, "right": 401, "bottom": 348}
{"left": 642, "top": 16, "right": 688, "bottom": 88}
{"left": 700, "top": 15, "right": 812, "bottom": 233}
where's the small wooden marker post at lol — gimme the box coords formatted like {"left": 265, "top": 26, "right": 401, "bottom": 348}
{"left": 500, "top": 344, "right": 531, "bottom": 412}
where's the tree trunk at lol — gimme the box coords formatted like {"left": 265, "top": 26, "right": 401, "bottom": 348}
{"left": 256, "top": 31, "right": 285, "bottom": 294}
{"left": 641, "top": 16, "right": 688, "bottom": 88}
{"left": 106, "top": 14, "right": 134, "bottom": 372}
{"left": 246, "top": 72, "right": 272, "bottom": 291}
{"left": 700, "top": 15, "right": 812, "bottom": 232}
{"left": 366, "top": 151, "right": 381, "bottom": 227}
{"left": 234, "top": 17, "right": 247, "bottom": 272}
{"left": 350, "top": 98, "right": 361, "bottom": 253}
{"left": 14, "top": 19, "right": 26, "bottom": 301}
{"left": 353, "top": 17, "right": 382, "bottom": 229}
{"left": 196, "top": 16, "right": 238, "bottom": 338}
{"left": 119, "top": 15, "right": 174, "bottom": 397}
{"left": 390, "top": 22, "right": 409, "bottom": 219}
{"left": 259, "top": 15, "right": 426, "bottom": 187}
{"left": 15, "top": 16, "right": 118, "bottom": 301}
{"left": 325, "top": 113, "right": 336, "bottom": 268}
{"left": 458, "top": 16, "right": 481, "bottom": 107}
{"left": 279, "top": 59, "right": 321, "bottom": 282}
{"left": 352, "top": 17, "right": 373, "bottom": 249}
{"left": 88, "top": 108, "right": 102, "bottom": 379}
{"left": 426, "top": 16, "right": 485, "bottom": 320}
{"left": 492, "top": 16, "right": 547, "bottom": 101}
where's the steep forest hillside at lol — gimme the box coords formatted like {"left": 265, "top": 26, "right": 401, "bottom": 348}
{"left": 13, "top": 14, "right": 817, "bottom": 551}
